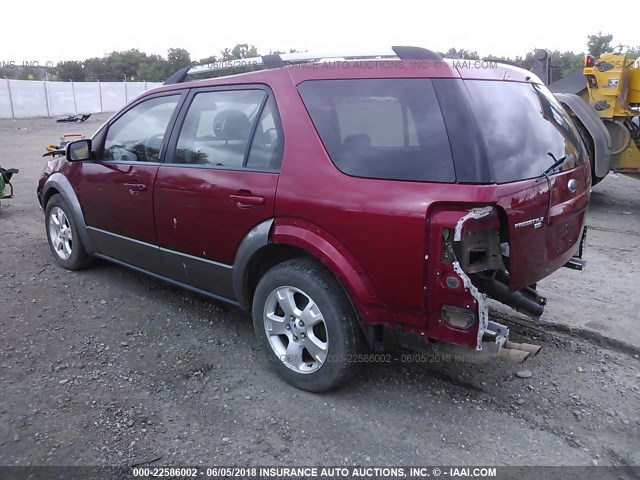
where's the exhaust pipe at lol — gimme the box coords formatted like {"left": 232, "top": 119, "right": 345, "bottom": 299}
{"left": 470, "top": 274, "right": 545, "bottom": 318}
{"left": 432, "top": 339, "right": 541, "bottom": 364}
{"left": 497, "top": 348, "right": 530, "bottom": 362}
{"left": 497, "top": 341, "right": 542, "bottom": 363}
{"left": 504, "top": 341, "right": 542, "bottom": 357}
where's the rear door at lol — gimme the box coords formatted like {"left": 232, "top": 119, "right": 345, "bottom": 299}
{"left": 154, "top": 86, "right": 282, "bottom": 299}
{"left": 464, "top": 80, "right": 589, "bottom": 290}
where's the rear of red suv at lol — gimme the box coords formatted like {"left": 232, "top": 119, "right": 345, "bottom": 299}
{"left": 38, "top": 48, "right": 590, "bottom": 392}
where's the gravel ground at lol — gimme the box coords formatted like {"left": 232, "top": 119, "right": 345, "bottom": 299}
{"left": 0, "top": 115, "right": 639, "bottom": 467}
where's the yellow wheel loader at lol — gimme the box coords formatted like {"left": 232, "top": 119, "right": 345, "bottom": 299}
{"left": 533, "top": 50, "right": 640, "bottom": 183}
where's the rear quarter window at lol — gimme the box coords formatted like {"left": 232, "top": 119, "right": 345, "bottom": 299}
{"left": 298, "top": 79, "right": 455, "bottom": 182}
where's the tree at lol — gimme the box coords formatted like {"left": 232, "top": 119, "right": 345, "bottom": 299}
{"left": 220, "top": 44, "right": 259, "bottom": 60}
{"left": 444, "top": 48, "right": 480, "bottom": 59}
{"left": 0, "top": 64, "right": 17, "bottom": 79}
{"left": 587, "top": 32, "right": 613, "bottom": 57}
{"left": 84, "top": 56, "right": 111, "bottom": 81}
{"left": 105, "top": 49, "right": 149, "bottom": 81}
{"left": 166, "top": 48, "right": 192, "bottom": 73}
{"left": 622, "top": 45, "right": 639, "bottom": 60}
{"left": 551, "top": 50, "right": 584, "bottom": 81}
{"left": 194, "top": 44, "right": 262, "bottom": 78}
{"left": 56, "top": 61, "right": 85, "bottom": 81}
{"left": 138, "top": 54, "right": 168, "bottom": 82}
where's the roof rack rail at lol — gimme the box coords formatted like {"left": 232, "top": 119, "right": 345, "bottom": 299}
{"left": 482, "top": 57, "right": 522, "bottom": 68}
{"left": 164, "top": 46, "right": 442, "bottom": 85}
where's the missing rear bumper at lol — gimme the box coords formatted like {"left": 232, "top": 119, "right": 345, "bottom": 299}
{"left": 434, "top": 320, "right": 542, "bottom": 363}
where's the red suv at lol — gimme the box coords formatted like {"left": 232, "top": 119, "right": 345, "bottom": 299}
{"left": 38, "top": 47, "right": 590, "bottom": 392}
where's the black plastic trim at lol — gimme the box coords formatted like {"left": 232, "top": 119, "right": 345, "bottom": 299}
{"left": 232, "top": 219, "right": 274, "bottom": 310}
{"left": 41, "top": 173, "right": 96, "bottom": 253}
{"left": 93, "top": 253, "right": 240, "bottom": 307}
{"left": 164, "top": 66, "right": 190, "bottom": 85}
{"left": 88, "top": 227, "right": 237, "bottom": 300}
{"left": 262, "top": 54, "right": 285, "bottom": 69}
{"left": 392, "top": 46, "right": 442, "bottom": 61}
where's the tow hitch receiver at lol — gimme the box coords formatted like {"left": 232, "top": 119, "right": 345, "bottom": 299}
{"left": 564, "top": 226, "right": 587, "bottom": 271}
{"left": 564, "top": 257, "right": 587, "bottom": 271}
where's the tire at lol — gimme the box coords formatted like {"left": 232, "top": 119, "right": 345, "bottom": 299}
{"left": 45, "top": 193, "right": 94, "bottom": 270}
{"left": 252, "top": 258, "right": 363, "bottom": 392}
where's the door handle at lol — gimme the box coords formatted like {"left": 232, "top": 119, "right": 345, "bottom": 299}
{"left": 229, "top": 194, "right": 265, "bottom": 208}
{"left": 124, "top": 183, "right": 147, "bottom": 194}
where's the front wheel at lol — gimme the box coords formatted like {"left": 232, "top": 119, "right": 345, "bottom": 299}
{"left": 45, "top": 194, "right": 94, "bottom": 270}
{"left": 252, "top": 258, "right": 362, "bottom": 392}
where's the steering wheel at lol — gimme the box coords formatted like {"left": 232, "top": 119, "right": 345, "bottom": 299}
{"left": 144, "top": 133, "right": 165, "bottom": 162}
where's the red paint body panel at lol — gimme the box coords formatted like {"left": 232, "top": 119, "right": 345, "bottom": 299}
{"left": 496, "top": 177, "right": 552, "bottom": 290}
{"left": 154, "top": 166, "right": 278, "bottom": 265}
{"left": 72, "top": 162, "right": 158, "bottom": 243}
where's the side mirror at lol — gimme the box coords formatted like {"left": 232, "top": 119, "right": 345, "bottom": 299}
{"left": 66, "top": 139, "right": 92, "bottom": 162}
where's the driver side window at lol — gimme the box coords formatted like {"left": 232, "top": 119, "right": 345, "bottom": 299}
{"left": 103, "top": 95, "right": 180, "bottom": 162}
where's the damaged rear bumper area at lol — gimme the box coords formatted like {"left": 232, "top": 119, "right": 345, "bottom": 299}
{"left": 426, "top": 206, "right": 546, "bottom": 361}
{"left": 452, "top": 207, "right": 548, "bottom": 321}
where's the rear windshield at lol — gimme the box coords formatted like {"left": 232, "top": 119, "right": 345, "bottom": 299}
{"left": 298, "top": 79, "right": 455, "bottom": 182}
{"left": 464, "top": 80, "right": 585, "bottom": 183}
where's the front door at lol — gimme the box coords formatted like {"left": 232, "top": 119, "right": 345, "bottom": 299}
{"left": 75, "top": 93, "right": 183, "bottom": 271}
{"left": 154, "top": 87, "right": 283, "bottom": 299}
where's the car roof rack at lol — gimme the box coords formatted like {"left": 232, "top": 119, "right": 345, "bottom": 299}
{"left": 164, "top": 46, "right": 442, "bottom": 85}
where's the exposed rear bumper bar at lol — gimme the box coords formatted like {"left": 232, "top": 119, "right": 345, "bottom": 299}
{"left": 564, "top": 257, "right": 587, "bottom": 271}
{"left": 564, "top": 225, "right": 588, "bottom": 271}
{"left": 434, "top": 320, "right": 542, "bottom": 363}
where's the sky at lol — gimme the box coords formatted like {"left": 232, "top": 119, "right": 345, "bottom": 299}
{"left": 2, "top": 0, "right": 638, "bottom": 64}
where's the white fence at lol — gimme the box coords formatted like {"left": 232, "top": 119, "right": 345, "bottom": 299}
{"left": 0, "top": 79, "right": 164, "bottom": 119}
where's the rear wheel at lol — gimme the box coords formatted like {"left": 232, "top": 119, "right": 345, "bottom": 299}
{"left": 45, "top": 194, "right": 94, "bottom": 270}
{"left": 252, "top": 258, "right": 362, "bottom": 392}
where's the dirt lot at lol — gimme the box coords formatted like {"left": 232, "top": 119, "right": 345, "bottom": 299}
{"left": 1, "top": 116, "right": 639, "bottom": 467}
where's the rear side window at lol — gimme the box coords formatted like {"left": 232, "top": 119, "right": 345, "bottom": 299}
{"left": 172, "top": 89, "right": 266, "bottom": 168}
{"left": 464, "top": 80, "right": 585, "bottom": 183}
{"left": 298, "top": 79, "right": 455, "bottom": 182}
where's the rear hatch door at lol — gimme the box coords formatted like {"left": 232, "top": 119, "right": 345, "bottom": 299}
{"left": 463, "top": 79, "right": 589, "bottom": 290}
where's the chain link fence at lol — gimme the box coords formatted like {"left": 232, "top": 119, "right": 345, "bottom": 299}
{"left": 0, "top": 79, "right": 163, "bottom": 119}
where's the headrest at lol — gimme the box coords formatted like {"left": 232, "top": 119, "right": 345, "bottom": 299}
{"left": 342, "top": 133, "right": 372, "bottom": 149}
{"left": 213, "top": 110, "right": 251, "bottom": 141}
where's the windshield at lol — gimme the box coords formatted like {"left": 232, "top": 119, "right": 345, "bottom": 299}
{"left": 464, "top": 80, "right": 585, "bottom": 183}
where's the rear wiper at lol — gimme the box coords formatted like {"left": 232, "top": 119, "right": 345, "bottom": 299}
{"left": 542, "top": 152, "right": 568, "bottom": 177}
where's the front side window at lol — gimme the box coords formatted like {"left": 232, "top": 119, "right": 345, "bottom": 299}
{"left": 298, "top": 79, "right": 455, "bottom": 182}
{"left": 172, "top": 90, "right": 267, "bottom": 168}
{"left": 103, "top": 95, "right": 180, "bottom": 162}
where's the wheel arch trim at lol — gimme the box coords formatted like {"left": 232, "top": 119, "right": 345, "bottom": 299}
{"left": 232, "top": 219, "right": 275, "bottom": 310}
{"left": 42, "top": 173, "right": 96, "bottom": 253}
